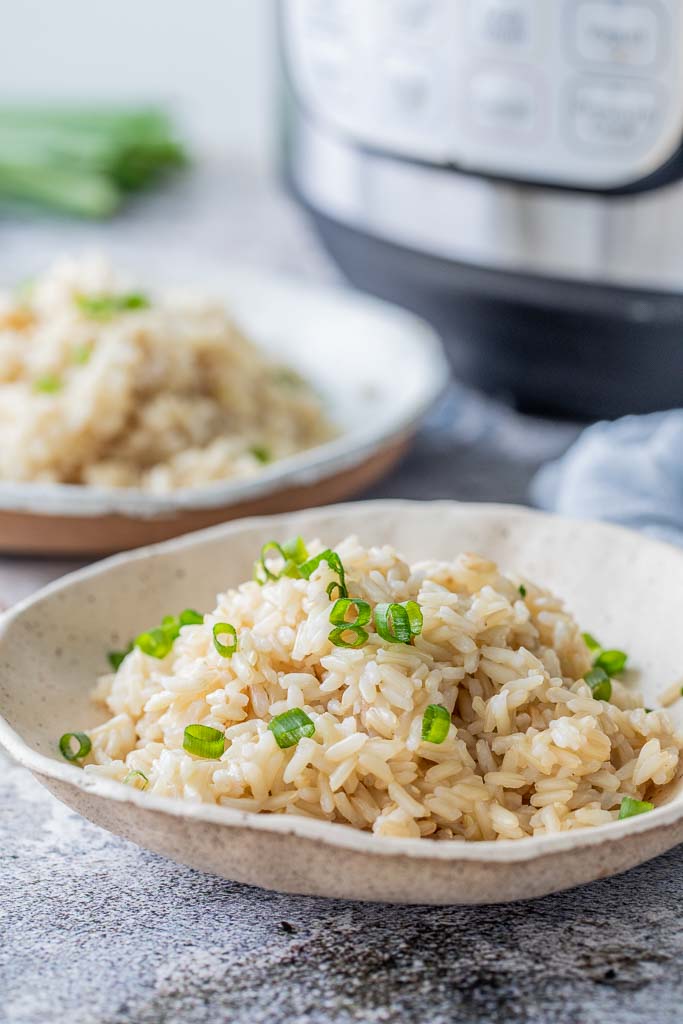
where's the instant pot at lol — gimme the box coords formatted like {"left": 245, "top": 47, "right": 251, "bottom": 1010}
{"left": 278, "top": 0, "right": 683, "bottom": 417}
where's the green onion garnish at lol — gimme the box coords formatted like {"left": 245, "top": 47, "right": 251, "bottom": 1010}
{"left": 179, "top": 608, "right": 204, "bottom": 627}
{"left": 249, "top": 445, "right": 271, "bottom": 464}
{"left": 34, "top": 374, "right": 62, "bottom": 393}
{"left": 257, "top": 541, "right": 288, "bottom": 582}
{"left": 123, "top": 769, "right": 149, "bottom": 789}
{"left": 402, "top": 601, "right": 423, "bottom": 636}
{"left": 254, "top": 537, "right": 309, "bottom": 584}
{"left": 618, "top": 796, "right": 654, "bottom": 820}
{"left": 421, "top": 704, "right": 451, "bottom": 744}
{"left": 328, "top": 627, "right": 368, "bottom": 648}
{"left": 299, "top": 549, "right": 348, "bottom": 600}
{"left": 518, "top": 584, "right": 527, "bottom": 598}
{"left": 59, "top": 731, "right": 92, "bottom": 762}
{"left": 585, "top": 666, "right": 612, "bottom": 702}
{"left": 76, "top": 292, "right": 150, "bottom": 319}
{"left": 329, "top": 597, "right": 371, "bottom": 626}
{"left": 133, "top": 608, "right": 203, "bottom": 659}
{"left": 212, "top": 622, "right": 237, "bottom": 657}
{"left": 595, "top": 649, "right": 628, "bottom": 676}
{"left": 135, "top": 626, "right": 174, "bottom": 659}
{"left": 328, "top": 597, "right": 372, "bottom": 648}
{"left": 108, "top": 643, "right": 133, "bottom": 671}
{"left": 253, "top": 540, "right": 346, "bottom": 598}
{"left": 582, "top": 632, "right": 601, "bottom": 653}
{"left": 282, "top": 536, "right": 308, "bottom": 564}
{"left": 268, "top": 708, "right": 315, "bottom": 749}
{"left": 374, "top": 602, "right": 422, "bottom": 645}
{"left": 582, "top": 632, "right": 628, "bottom": 676}
{"left": 271, "top": 367, "right": 302, "bottom": 388}
{"left": 72, "top": 343, "right": 92, "bottom": 365}
{"left": 183, "top": 724, "right": 226, "bottom": 759}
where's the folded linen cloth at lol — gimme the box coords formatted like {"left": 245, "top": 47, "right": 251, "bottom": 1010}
{"left": 531, "top": 411, "right": 683, "bottom": 547}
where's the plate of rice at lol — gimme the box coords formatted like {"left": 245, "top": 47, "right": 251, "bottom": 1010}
{"left": 2, "top": 499, "right": 683, "bottom": 904}
{"left": 0, "top": 256, "right": 446, "bottom": 554}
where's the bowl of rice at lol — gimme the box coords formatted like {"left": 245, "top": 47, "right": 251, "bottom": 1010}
{"left": 0, "top": 256, "right": 446, "bottom": 554}
{"left": 2, "top": 500, "right": 683, "bottom": 904}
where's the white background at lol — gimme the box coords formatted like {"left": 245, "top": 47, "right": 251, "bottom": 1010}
{"left": 0, "top": 0, "right": 276, "bottom": 168}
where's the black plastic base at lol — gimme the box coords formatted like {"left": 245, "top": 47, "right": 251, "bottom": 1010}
{"left": 303, "top": 204, "right": 683, "bottom": 419}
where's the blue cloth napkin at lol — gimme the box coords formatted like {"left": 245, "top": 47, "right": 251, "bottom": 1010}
{"left": 531, "top": 411, "right": 683, "bottom": 547}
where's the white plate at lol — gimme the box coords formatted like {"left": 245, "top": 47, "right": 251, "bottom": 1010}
{"left": 2, "top": 500, "right": 683, "bottom": 904}
{"left": 0, "top": 268, "right": 447, "bottom": 523}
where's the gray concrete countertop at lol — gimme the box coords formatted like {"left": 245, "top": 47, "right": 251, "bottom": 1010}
{"left": 2, "top": 163, "right": 680, "bottom": 1024}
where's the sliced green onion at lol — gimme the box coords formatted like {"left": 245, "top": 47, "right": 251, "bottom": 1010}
{"left": 582, "top": 632, "right": 628, "bottom": 677}
{"left": 179, "top": 608, "right": 203, "bottom": 627}
{"left": 582, "top": 632, "right": 601, "bottom": 653}
{"left": 72, "top": 343, "right": 92, "bottom": 365}
{"left": 421, "top": 704, "right": 451, "bottom": 744}
{"left": 374, "top": 602, "right": 415, "bottom": 645}
{"left": 132, "top": 608, "right": 203, "bottom": 660}
{"left": 595, "top": 649, "right": 628, "bottom": 676}
{"left": 328, "top": 625, "right": 369, "bottom": 648}
{"left": 585, "top": 666, "right": 612, "bottom": 702}
{"left": 34, "top": 374, "right": 61, "bottom": 393}
{"left": 272, "top": 367, "right": 302, "bottom": 388}
{"left": 108, "top": 643, "right": 132, "bottom": 671}
{"left": 212, "top": 621, "right": 237, "bottom": 657}
{"left": 328, "top": 597, "right": 371, "bottom": 648}
{"left": 249, "top": 445, "right": 271, "bottom": 464}
{"left": 135, "top": 626, "right": 174, "bottom": 659}
{"left": 76, "top": 291, "right": 150, "bottom": 319}
{"left": 518, "top": 584, "right": 527, "bottom": 598}
{"left": 255, "top": 541, "right": 288, "bottom": 582}
{"left": 403, "top": 601, "right": 423, "bottom": 636}
{"left": 299, "top": 549, "right": 348, "bottom": 599}
{"left": 282, "top": 536, "right": 308, "bottom": 564}
{"left": 183, "top": 724, "right": 226, "bottom": 759}
{"left": 123, "top": 769, "right": 149, "bottom": 789}
{"left": 268, "top": 708, "right": 315, "bottom": 749}
{"left": 59, "top": 731, "right": 92, "bottom": 762}
{"left": 329, "top": 598, "right": 371, "bottom": 627}
{"left": 254, "top": 536, "right": 310, "bottom": 584}
{"left": 618, "top": 796, "right": 654, "bottom": 820}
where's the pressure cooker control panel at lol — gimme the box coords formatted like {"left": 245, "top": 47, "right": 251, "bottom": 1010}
{"left": 282, "top": 0, "right": 683, "bottom": 190}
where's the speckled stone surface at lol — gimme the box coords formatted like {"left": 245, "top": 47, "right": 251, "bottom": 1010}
{"left": 5, "top": 165, "right": 680, "bottom": 1024}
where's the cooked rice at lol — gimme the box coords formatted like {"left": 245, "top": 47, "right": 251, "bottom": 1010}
{"left": 659, "top": 680, "right": 683, "bottom": 707}
{"left": 0, "top": 255, "right": 332, "bottom": 491}
{"left": 83, "top": 537, "right": 683, "bottom": 840}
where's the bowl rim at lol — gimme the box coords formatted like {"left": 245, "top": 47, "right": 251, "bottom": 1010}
{"left": 0, "top": 269, "right": 448, "bottom": 519}
{"left": 2, "top": 498, "right": 682, "bottom": 863}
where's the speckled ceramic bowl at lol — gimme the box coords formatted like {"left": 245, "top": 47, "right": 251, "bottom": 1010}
{"left": 2, "top": 500, "right": 683, "bottom": 904}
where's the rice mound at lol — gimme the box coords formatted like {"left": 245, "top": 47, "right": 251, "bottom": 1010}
{"left": 84, "top": 537, "right": 683, "bottom": 840}
{"left": 0, "top": 256, "right": 332, "bottom": 491}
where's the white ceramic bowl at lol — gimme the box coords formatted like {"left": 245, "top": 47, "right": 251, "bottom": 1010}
{"left": 0, "top": 270, "right": 447, "bottom": 554}
{"left": 2, "top": 500, "right": 683, "bottom": 904}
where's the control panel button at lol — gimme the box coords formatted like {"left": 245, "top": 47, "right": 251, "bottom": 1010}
{"left": 569, "top": 78, "right": 660, "bottom": 147}
{"left": 298, "top": 0, "right": 349, "bottom": 37}
{"left": 469, "top": 70, "right": 539, "bottom": 134}
{"left": 303, "top": 40, "right": 354, "bottom": 109}
{"left": 469, "top": 0, "right": 535, "bottom": 52}
{"left": 381, "top": 58, "right": 438, "bottom": 120}
{"left": 385, "top": 0, "right": 442, "bottom": 35}
{"left": 573, "top": 1, "right": 662, "bottom": 67}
